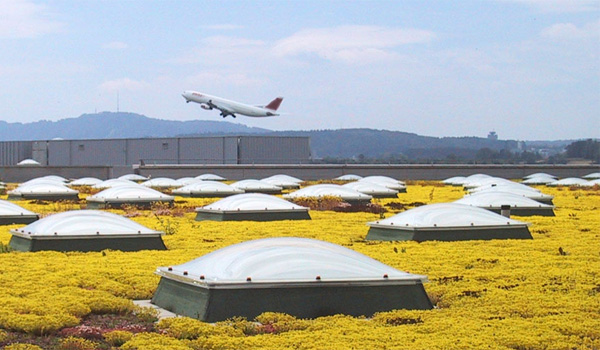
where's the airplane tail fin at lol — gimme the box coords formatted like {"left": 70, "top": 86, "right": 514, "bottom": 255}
{"left": 264, "top": 97, "right": 284, "bottom": 111}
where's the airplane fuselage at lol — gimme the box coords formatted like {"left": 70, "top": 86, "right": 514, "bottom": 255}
{"left": 182, "top": 91, "right": 282, "bottom": 118}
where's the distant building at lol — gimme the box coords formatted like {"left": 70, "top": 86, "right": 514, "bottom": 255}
{"left": 487, "top": 131, "right": 498, "bottom": 141}
{"left": 0, "top": 136, "right": 311, "bottom": 166}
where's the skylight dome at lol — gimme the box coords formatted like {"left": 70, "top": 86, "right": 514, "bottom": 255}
{"left": 260, "top": 175, "right": 303, "bottom": 189}
{"left": 523, "top": 172, "right": 557, "bottom": 180}
{"left": 172, "top": 181, "right": 243, "bottom": 197}
{"left": 70, "top": 177, "right": 103, "bottom": 186}
{"left": 87, "top": 185, "right": 174, "bottom": 208}
{"left": 0, "top": 199, "right": 38, "bottom": 225}
{"left": 141, "top": 177, "right": 183, "bottom": 188}
{"left": 152, "top": 237, "right": 432, "bottom": 321}
{"left": 359, "top": 176, "right": 406, "bottom": 191}
{"left": 547, "top": 178, "right": 589, "bottom": 187}
{"left": 8, "top": 182, "right": 79, "bottom": 201}
{"left": 342, "top": 181, "right": 399, "bottom": 198}
{"left": 582, "top": 172, "right": 600, "bottom": 180}
{"left": 442, "top": 176, "right": 467, "bottom": 186}
{"left": 9, "top": 210, "right": 166, "bottom": 252}
{"left": 17, "top": 159, "right": 41, "bottom": 166}
{"left": 92, "top": 179, "right": 137, "bottom": 189}
{"left": 195, "top": 193, "right": 310, "bottom": 221}
{"left": 455, "top": 192, "right": 555, "bottom": 216}
{"left": 334, "top": 174, "right": 363, "bottom": 181}
{"left": 119, "top": 174, "right": 149, "bottom": 181}
{"left": 230, "top": 179, "right": 283, "bottom": 194}
{"left": 195, "top": 174, "right": 226, "bottom": 181}
{"left": 283, "top": 184, "right": 372, "bottom": 204}
{"left": 521, "top": 176, "right": 557, "bottom": 185}
{"left": 366, "top": 203, "right": 531, "bottom": 241}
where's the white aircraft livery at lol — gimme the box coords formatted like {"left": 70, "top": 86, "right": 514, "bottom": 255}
{"left": 182, "top": 91, "right": 283, "bottom": 118}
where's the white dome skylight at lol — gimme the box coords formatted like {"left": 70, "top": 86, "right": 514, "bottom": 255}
{"left": 200, "top": 193, "right": 306, "bottom": 212}
{"left": 195, "top": 174, "right": 226, "bottom": 181}
{"left": 155, "top": 237, "right": 426, "bottom": 286}
{"left": 70, "top": 177, "right": 103, "bottom": 186}
{"left": 172, "top": 181, "right": 243, "bottom": 196}
{"left": 231, "top": 179, "right": 283, "bottom": 192}
{"left": 141, "top": 177, "right": 183, "bottom": 188}
{"left": 342, "top": 181, "right": 398, "bottom": 197}
{"left": 455, "top": 192, "right": 554, "bottom": 209}
{"left": 11, "top": 210, "right": 162, "bottom": 238}
{"left": 283, "top": 184, "right": 372, "bottom": 202}
{"left": 368, "top": 203, "right": 528, "bottom": 230}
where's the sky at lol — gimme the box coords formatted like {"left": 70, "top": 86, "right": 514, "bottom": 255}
{"left": 0, "top": 0, "right": 598, "bottom": 140}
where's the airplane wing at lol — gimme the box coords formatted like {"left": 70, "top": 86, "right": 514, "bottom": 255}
{"left": 215, "top": 105, "right": 237, "bottom": 118}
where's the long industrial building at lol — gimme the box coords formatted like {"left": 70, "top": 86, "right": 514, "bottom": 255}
{"left": 0, "top": 136, "right": 311, "bottom": 166}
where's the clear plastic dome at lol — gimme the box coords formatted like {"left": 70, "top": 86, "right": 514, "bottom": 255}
{"left": 368, "top": 203, "right": 528, "bottom": 230}
{"left": 9, "top": 182, "right": 78, "bottom": 195}
{"left": 455, "top": 192, "right": 554, "bottom": 209}
{"left": 283, "top": 184, "right": 372, "bottom": 201}
{"left": 582, "top": 172, "right": 600, "bottom": 179}
{"left": 87, "top": 185, "right": 174, "bottom": 201}
{"left": 442, "top": 176, "right": 466, "bottom": 185}
{"left": 195, "top": 174, "right": 226, "bottom": 181}
{"left": 156, "top": 237, "right": 426, "bottom": 285}
{"left": 260, "top": 175, "right": 303, "bottom": 188}
{"left": 141, "top": 177, "right": 183, "bottom": 188}
{"left": 70, "top": 177, "right": 103, "bottom": 186}
{"left": 231, "top": 179, "right": 283, "bottom": 192}
{"left": 119, "top": 174, "right": 149, "bottom": 181}
{"left": 469, "top": 186, "right": 553, "bottom": 203}
{"left": 521, "top": 176, "right": 556, "bottom": 185}
{"left": 523, "top": 172, "right": 557, "bottom": 180}
{"left": 11, "top": 210, "right": 162, "bottom": 237}
{"left": 342, "top": 181, "right": 398, "bottom": 196}
{"left": 0, "top": 199, "right": 37, "bottom": 216}
{"left": 92, "top": 179, "right": 137, "bottom": 189}
{"left": 172, "top": 181, "right": 243, "bottom": 196}
{"left": 548, "top": 178, "right": 589, "bottom": 187}
{"left": 200, "top": 193, "right": 306, "bottom": 212}
{"left": 359, "top": 176, "right": 406, "bottom": 190}
{"left": 335, "top": 174, "right": 363, "bottom": 181}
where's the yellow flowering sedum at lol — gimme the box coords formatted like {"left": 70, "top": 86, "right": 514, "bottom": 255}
{"left": 0, "top": 183, "right": 598, "bottom": 349}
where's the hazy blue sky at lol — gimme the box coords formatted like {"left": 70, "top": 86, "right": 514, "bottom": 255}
{"left": 0, "top": 0, "right": 598, "bottom": 140}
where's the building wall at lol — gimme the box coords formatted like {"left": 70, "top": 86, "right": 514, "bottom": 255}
{"left": 0, "top": 136, "right": 311, "bottom": 167}
{"left": 238, "top": 136, "right": 311, "bottom": 164}
{"left": 0, "top": 141, "right": 32, "bottom": 166}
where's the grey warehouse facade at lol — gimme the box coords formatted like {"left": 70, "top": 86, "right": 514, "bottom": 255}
{"left": 0, "top": 136, "right": 311, "bottom": 166}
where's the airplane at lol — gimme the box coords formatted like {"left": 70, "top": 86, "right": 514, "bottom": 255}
{"left": 182, "top": 91, "right": 283, "bottom": 118}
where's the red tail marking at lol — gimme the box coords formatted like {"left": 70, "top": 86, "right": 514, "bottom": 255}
{"left": 265, "top": 97, "right": 283, "bottom": 111}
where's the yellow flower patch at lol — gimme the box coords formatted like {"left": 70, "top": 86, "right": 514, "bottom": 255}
{"left": 0, "top": 183, "right": 598, "bottom": 349}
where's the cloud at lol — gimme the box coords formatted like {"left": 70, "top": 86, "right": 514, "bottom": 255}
{"left": 99, "top": 78, "right": 150, "bottom": 92}
{"left": 501, "top": 0, "right": 599, "bottom": 13}
{"left": 102, "top": 41, "right": 128, "bottom": 50}
{"left": 541, "top": 20, "right": 600, "bottom": 40}
{"left": 174, "top": 36, "right": 267, "bottom": 64}
{"left": 272, "top": 25, "right": 436, "bottom": 64}
{"left": 186, "top": 71, "right": 267, "bottom": 88}
{"left": 0, "top": 0, "right": 64, "bottom": 39}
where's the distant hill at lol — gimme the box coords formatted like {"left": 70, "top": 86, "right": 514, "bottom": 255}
{"left": 0, "top": 112, "right": 268, "bottom": 140}
{"left": 266, "top": 129, "right": 518, "bottom": 159}
{"left": 0, "top": 112, "right": 553, "bottom": 160}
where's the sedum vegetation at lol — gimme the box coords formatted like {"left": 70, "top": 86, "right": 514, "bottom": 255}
{"left": 0, "top": 183, "right": 598, "bottom": 349}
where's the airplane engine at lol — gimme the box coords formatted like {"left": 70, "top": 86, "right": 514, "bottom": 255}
{"left": 200, "top": 104, "right": 213, "bottom": 110}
